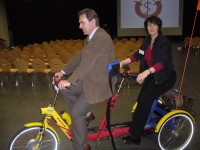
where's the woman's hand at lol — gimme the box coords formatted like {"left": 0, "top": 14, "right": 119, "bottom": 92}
{"left": 136, "top": 70, "right": 150, "bottom": 84}
{"left": 120, "top": 58, "right": 131, "bottom": 68}
{"left": 120, "top": 61, "right": 124, "bottom": 68}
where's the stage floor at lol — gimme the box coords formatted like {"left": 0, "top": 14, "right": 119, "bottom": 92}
{"left": 1, "top": 42, "right": 200, "bottom": 150}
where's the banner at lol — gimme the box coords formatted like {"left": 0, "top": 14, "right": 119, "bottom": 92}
{"left": 120, "top": 0, "right": 179, "bottom": 28}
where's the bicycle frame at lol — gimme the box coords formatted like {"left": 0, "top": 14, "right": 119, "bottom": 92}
{"left": 23, "top": 75, "right": 132, "bottom": 145}
{"left": 24, "top": 73, "right": 171, "bottom": 143}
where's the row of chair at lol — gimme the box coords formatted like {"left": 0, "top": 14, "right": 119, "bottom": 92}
{"left": 114, "top": 37, "right": 144, "bottom": 61}
{"left": 0, "top": 38, "right": 144, "bottom": 86}
{"left": 0, "top": 57, "right": 64, "bottom": 86}
{"left": 182, "top": 36, "right": 200, "bottom": 56}
{"left": 0, "top": 37, "right": 144, "bottom": 64}
{"left": 0, "top": 44, "right": 81, "bottom": 66}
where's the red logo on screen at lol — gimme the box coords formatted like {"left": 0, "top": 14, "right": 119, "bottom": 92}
{"left": 135, "top": 0, "right": 162, "bottom": 18}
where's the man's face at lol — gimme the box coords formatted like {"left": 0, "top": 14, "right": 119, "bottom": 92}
{"left": 79, "top": 14, "right": 94, "bottom": 35}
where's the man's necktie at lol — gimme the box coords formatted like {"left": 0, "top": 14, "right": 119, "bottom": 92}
{"left": 86, "top": 37, "right": 90, "bottom": 45}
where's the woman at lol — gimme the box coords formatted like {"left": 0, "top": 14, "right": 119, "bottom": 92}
{"left": 120, "top": 16, "right": 177, "bottom": 145}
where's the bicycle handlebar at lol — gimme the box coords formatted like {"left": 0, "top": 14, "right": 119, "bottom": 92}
{"left": 52, "top": 69, "right": 137, "bottom": 92}
{"left": 120, "top": 64, "right": 138, "bottom": 80}
{"left": 120, "top": 70, "right": 138, "bottom": 80}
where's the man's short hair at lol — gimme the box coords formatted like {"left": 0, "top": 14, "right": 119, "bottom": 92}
{"left": 78, "top": 8, "right": 99, "bottom": 26}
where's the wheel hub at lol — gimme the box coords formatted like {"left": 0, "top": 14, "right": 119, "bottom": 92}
{"left": 172, "top": 130, "right": 179, "bottom": 137}
{"left": 26, "top": 139, "right": 39, "bottom": 150}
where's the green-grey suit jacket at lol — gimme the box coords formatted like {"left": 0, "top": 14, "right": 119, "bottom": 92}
{"left": 63, "top": 28, "right": 115, "bottom": 104}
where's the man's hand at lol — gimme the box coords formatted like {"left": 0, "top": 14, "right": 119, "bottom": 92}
{"left": 58, "top": 80, "right": 71, "bottom": 90}
{"left": 54, "top": 72, "right": 64, "bottom": 79}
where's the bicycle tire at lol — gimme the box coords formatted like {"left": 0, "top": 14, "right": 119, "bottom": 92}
{"left": 8, "top": 126, "right": 59, "bottom": 150}
{"left": 156, "top": 113, "right": 194, "bottom": 150}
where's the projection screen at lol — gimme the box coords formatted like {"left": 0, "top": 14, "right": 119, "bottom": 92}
{"left": 117, "top": 0, "right": 184, "bottom": 36}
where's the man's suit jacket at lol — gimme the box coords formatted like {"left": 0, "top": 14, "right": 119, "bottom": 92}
{"left": 63, "top": 28, "right": 115, "bottom": 104}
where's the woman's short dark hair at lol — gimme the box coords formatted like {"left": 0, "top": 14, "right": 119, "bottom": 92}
{"left": 144, "top": 16, "right": 162, "bottom": 35}
{"left": 78, "top": 8, "right": 99, "bottom": 26}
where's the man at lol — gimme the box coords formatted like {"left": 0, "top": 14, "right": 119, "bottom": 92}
{"left": 55, "top": 8, "right": 115, "bottom": 150}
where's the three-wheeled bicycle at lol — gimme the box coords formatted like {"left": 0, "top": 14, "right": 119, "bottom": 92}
{"left": 8, "top": 65, "right": 195, "bottom": 150}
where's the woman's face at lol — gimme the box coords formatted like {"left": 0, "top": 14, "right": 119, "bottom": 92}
{"left": 147, "top": 22, "right": 159, "bottom": 37}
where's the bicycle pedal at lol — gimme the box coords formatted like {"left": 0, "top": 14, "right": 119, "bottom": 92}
{"left": 164, "top": 107, "right": 171, "bottom": 112}
{"left": 123, "top": 140, "right": 131, "bottom": 144}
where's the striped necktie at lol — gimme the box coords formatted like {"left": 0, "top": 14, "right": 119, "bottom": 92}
{"left": 86, "top": 37, "right": 90, "bottom": 45}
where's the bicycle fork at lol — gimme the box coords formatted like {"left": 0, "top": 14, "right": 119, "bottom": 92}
{"left": 33, "top": 116, "right": 51, "bottom": 150}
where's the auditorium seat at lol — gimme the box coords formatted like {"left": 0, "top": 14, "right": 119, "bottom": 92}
{"left": 31, "top": 58, "right": 51, "bottom": 86}
{"left": 0, "top": 58, "right": 17, "bottom": 86}
{"left": 14, "top": 59, "right": 34, "bottom": 86}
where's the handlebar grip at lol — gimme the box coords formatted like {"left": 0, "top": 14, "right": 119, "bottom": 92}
{"left": 54, "top": 78, "right": 60, "bottom": 82}
{"left": 53, "top": 76, "right": 60, "bottom": 84}
{"left": 123, "top": 64, "right": 131, "bottom": 71}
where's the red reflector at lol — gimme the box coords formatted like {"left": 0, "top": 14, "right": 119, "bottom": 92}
{"left": 126, "top": 70, "right": 132, "bottom": 73}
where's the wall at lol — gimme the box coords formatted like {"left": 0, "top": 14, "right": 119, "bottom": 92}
{"left": 0, "top": 0, "right": 10, "bottom": 48}
{"left": 3, "top": 0, "right": 200, "bottom": 46}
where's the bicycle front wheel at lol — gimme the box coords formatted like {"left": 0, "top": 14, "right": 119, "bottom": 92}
{"left": 157, "top": 113, "right": 194, "bottom": 150}
{"left": 9, "top": 126, "right": 59, "bottom": 150}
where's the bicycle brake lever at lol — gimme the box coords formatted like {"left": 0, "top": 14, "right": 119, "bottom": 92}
{"left": 53, "top": 76, "right": 60, "bottom": 84}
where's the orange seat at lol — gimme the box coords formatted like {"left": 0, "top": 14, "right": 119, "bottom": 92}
{"left": 0, "top": 58, "right": 17, "bottom": 86}
{"left": 32, "top": 59, "right": 51, "bottom": 86}
{"left": 14, "top": 59, "right": 34, "bottom": 86}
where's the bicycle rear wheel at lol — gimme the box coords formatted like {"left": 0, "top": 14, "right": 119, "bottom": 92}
{"left": 156, "top": 113, "right": 194, "bottom": 150}
{"left": 9, "top": 126, "right": 59, "bottom": 150}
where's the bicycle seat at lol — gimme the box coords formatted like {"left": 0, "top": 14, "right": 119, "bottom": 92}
{"left": 107, "top": 59, "right": 120, "bottom": 78}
